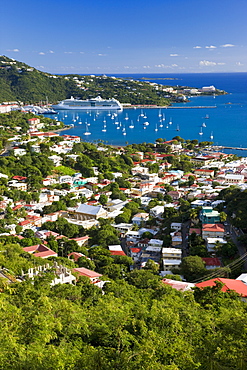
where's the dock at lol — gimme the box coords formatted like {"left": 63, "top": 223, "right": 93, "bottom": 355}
{"left": 123, "top": 105, "right": 217, "bottom": 109}
{"left": 212, "top": 145, "right": 247, "bottom": 151}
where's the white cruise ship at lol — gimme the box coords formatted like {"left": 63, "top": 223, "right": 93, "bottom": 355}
{"left": 52, "top": 96, "right": 123, "bottom": 111}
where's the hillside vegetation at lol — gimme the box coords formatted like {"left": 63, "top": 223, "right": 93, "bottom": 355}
{"left": 0, "top": 56, "right": 170, "bottom": 106}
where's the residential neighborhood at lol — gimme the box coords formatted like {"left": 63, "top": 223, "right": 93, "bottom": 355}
{"left": 0, "top": 110, "right": 247, "bottom": 294}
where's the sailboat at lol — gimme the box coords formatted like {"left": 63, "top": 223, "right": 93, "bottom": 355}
{"left": 154, "top": 124, "right": 158, "bottom": 132}
{"left": 205, "top": 114, "right": 209, "bottom": 119}
{"left": 169, "top": 117, "right": 173, "bottom": 125}
{"left": 210, "top": 131, "right": 214, "bottom": 140}
{"left": 158, "top": 109, "right": 162, "bottom": 118}
{"left": 202, "top": 122, "right": 206, "bottom": 127}
{"left": 140, "top": 110, "right": 144, "bottom": 117}
{"left": 129, "top": 120, "right": 134, "bottom": 129}
{"left": 176, "top": 124, "right": 180, "bottom": 132}
{"left": 199, "top": 127, "right": 203, "bottom": 136}
{"left": 122, "top": 124, "right": 127, "bottom": 135}
{"left": 84, "top": 124, "right": 91, "bottom": 136}
{"left": 159, "top": 120, "right": 163, "bottom": 128}
{"left": 124, "top": 113, "right": 129, "bottom": 120}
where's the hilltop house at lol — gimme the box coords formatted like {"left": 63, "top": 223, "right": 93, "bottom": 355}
{"left": 199, "top": 207, "right": 220, "bottom": 224}
{"left": 68, "top": 203, "right": 108, "bottom": 221}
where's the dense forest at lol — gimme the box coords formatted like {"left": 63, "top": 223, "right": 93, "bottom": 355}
{"left": 0, "top": 240, "right": 247, "bottom": 370}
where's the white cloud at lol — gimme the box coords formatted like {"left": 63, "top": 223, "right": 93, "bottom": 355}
{"left": 143, "top": 65, "right": 150, "bottom": 69}
{"left": 170, "top": 53, "right": 179, "bottom": 57}
{"left": 49, "top": 50, "right": 54, "bottom": 54}
{"left": 236, "top": 62, "right": 244, "bottom": 66}
{"left": 7, "top": 48, "right": 19, "bottom": 52}
{"left": 171, "top": 64, "right": 178, "bottom": 67}
{"left": 221, "top": 44, "right": 235, "bottom": 48}
{"left": 124, "top": 66, "right": 130, "bottom": 69}
{"left": 98, "top": 53, "right": 107, "bottom": 56}
{"left": 39, "top": 52, "right": 45, "bottom": 55}
{"left": 80, "top": 51, "right": 85, "bottom": 54}
{"left": 36, "top": 65, "right": 45, "bottom": 69}
{"left": 199, "top": 60, "right": 217, "bottom": 66}
{"left": 217, "top": 62, "right": 226, "bottom": 65}
{"left": 205, "top": 45, "right": 217, "bottom": 49}
{"left": 64, "top": 51, "right": 73, "bottom": 54}
{"left": 193, "top": 46, "right": 202, "bottom": 49}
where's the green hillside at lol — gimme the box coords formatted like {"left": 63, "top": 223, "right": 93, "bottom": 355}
{"left": 0, "top": 56, "right": 81, "bottom": 103}
{"left": 0, "top": 55, "right": 170, "bottom": 106}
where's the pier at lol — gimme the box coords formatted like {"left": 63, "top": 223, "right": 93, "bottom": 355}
{"left": 212, "top": 145, "right": 247, "bottom": 151}
{"left": 124, "top": 105, "right": 217, "bottom": 109}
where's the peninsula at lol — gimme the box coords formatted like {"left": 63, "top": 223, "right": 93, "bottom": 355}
{"left": 0, "top": 55, "right": 226, "bottom": 107}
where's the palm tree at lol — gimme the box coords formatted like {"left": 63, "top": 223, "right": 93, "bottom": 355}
{"left": 189, "top": 208, "right": 199, "bottom": 225}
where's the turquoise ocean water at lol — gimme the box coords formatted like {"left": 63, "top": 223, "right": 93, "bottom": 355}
{"left": 50, "top": 73, "right": 247, "bottom": 155}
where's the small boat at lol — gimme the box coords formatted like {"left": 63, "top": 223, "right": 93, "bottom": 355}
{"left": 78, "top": 121, "right": 82, "bottom": 125}
{"left": 205, "top": 114, "right": 209, "bottom": 119}
{"left": 102, "top": 123, "right": 107, "bottom": 132}
{"left": 129, "top": 120, "right": 134, "bottom": 129}
{"left": 202, "top": 122, "right": 206, "bottom": 127}
{"left": 84, "top": 124, "right": 91, "bottom": 136}
{"left": 143, "top": 121, "right": 149, "bottom": 126}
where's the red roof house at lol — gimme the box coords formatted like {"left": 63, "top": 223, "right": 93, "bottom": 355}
{"left": 195, "top": 278, "right": 247, "bottom": 297}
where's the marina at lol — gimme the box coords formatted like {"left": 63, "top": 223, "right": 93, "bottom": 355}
{"left": 43, "top": 73, "right": 247, "bottom": 154}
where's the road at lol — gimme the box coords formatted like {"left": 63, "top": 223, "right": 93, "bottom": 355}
{"left": 181, "top": 220, "right": 190, "bottom": 258}
{"left": 225, "top": 221, "right": 247, "bottom": 270}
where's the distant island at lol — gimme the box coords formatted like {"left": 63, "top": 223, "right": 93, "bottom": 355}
{"left": 0, "top": 55, "right": 226, "bottom": 107}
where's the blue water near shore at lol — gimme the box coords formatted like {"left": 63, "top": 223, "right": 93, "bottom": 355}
{"left": 50, "top": 73, "right": 247, "bottom": 155}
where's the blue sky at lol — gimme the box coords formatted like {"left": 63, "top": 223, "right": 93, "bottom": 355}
{"left": 1, "top": 0, "right": 246, "bottom": 73}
